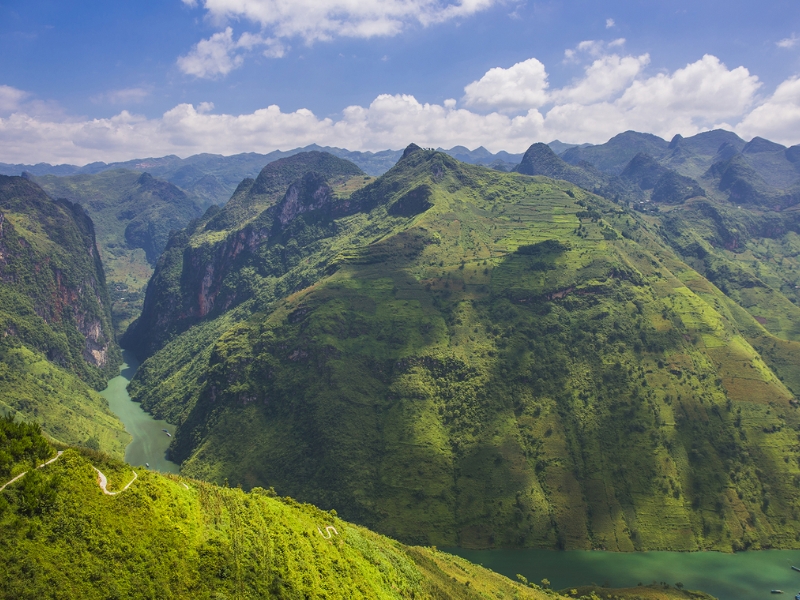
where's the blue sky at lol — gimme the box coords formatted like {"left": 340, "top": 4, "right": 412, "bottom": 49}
{"left": 1, "top": 0, "right": 799, "bottom": 163}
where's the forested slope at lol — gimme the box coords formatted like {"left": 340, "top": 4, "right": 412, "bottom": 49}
{"left": 125, "top": 147, "right": 800, "bottom": 551}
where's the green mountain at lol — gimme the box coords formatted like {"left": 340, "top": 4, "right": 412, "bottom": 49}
{"left": 562, "top": 130, "right": 800, "bottom": 195}
{"left": 515, "top": 142, "right": 644, "bottom": 203}
{"left": 2, "top": 145, "right": 528, "bottom": 208}
{"left": 620, "top": 153, "right": 705, "bottom": 204}
{"left": 0, "top": 176, "right": 128, "bottom": 457}
{"left": 660, "top": 131, "right": 747, "bottom": 179}
{"left": 122, "top": 151, "right": 367, "bottom": 359}
{"left": 125, "top": 146, "right": 800, "bottom": 552}
{"left": 561, "top": 131, "right": 669, "bottom": 175}
{"left": 0, "top": 418, "right": 573, "bottom": 600}
{"left": 32, "top": 170, "right": 204, "bottom": 334}
{"left": 702, "top": 154, "right": 800, "bottom": 210}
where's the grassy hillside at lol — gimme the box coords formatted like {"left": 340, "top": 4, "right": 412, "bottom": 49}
{"left": 126, "top": 148, "right": 800, "bottom": 551}
{"left": 0, "top": 176, "right": 128, "bottom": 458}
{"left": 0, "top": 421, "right": 576, "bottom": 600}
{"left": 33, "top": 170, "right": 204, "bottom": 334}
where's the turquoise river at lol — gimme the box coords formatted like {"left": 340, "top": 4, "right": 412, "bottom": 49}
{"left": 100, "top": 349, "right": 179, "bottom": 473}
{"left": 449, "top": 548, "right": 800, "bottom": 600}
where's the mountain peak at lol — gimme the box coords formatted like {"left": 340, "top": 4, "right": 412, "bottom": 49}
{"left": 742, "top": 136, "right": 787, "bottom": 154}
{"left": 668, "top": 134, "right": 684, "bottom": 149}
{"left": 401, "top": 143, "right": 423, "bottom": 160}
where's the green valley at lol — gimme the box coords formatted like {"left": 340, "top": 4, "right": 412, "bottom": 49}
{"left": 32, "top": 170, "right": 205, "bottom": 334}
{"left": 2, "top": 128, "right": 800, "bottom": 598}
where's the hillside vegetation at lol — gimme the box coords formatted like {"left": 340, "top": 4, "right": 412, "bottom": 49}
{"left": 125, "top": 145, "right": 800, "bottom": 551}
{"left": 0, "top": 419, "right": 573, "bottom": 600}
{"left": 0, "top": 176, "right": 128, "bottom": 458}
{"left": 33, "top": 170, "right": 204, "bottom": 334}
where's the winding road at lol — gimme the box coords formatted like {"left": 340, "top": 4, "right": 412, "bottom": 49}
{"left": 0, "top": 451, "right": 138, "bottom": 496}
{"left": 0, "top": 451, "right": 64, "bottom": 492}
{"left": 92, "top": 466, "right": 137, "bottom": 495}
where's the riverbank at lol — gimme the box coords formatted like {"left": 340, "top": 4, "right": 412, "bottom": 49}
{"left": 100, "top": 349, "right": 180, "bottom": 473}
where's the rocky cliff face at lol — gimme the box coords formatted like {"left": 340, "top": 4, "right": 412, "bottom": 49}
{"left": 124, "top": 152, "right": 367, "bottom": 359}
{"left": 0, "top": 175, "right": 118, "bottom": 386}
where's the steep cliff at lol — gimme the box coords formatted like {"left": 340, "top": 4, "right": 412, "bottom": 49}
{"left": 0, "top": 175, "right": 128, "bottom": 457}
{"left": 33, "top": 169, "right": 205, "bottom": 334}
{"left": 123, "top": 151, "right": 367, "bottom": 358}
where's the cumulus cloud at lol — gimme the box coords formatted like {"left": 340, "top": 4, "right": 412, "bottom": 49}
{"left": 564, "top": 38, "right": 625, "bottom": 62}
{"left": 179, "top": 0, "right": 498, "bottom": 75}
{"left": 777, "top": 34, "right": 799, "bottom": 49}
{"left": 178, "top": 28, "right": 243, "bottom": 78}
{"left": 462, "top": 58, "right": 549, "bottom": 113}
{"left": 177, "top": 27, "right": 285, "bottom": 78}
{"left": 185, "top": 0, "right": 498, "bottom": 44}
{"left": 606, "top": 18, "right": 615, "bottom": 28}
{"left": 0, "top": 85, "right": 29, "bottom": 114}
{"left": 543, "top": 55, "right": 761, "bottom": 143}
{"left": 736, "top": 77, "right": 800, "bottom": 145}
{"left": 552, "top": 53, "right": 649, "bottom": 104}
{"left": 1, "top": 52, "right": 798, "bottom": 165}
{"left": 617, "top": 54, "right": 760, "bottom": 121}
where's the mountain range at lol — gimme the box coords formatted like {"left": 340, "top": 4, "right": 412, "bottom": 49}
{"left": 115, "top": 130, "right": 800, "bottom": 552}
{"left": 1, "top": 128, "right": 799, "bottom": 586}
{"left": 0, "top": 144, "right": 530, "bottom": 208}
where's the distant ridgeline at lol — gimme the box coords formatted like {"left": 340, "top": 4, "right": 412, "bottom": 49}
{"left": 121, "top": 130, "right": 800, "bottom": 554}
{"left": 0, "top": 144, "right": 526, "bottom": 206}
{"left": 0, "top": 175, "right": 129, "bottom": 458}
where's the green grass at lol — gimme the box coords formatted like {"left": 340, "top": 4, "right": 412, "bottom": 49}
{"left": 0, "top": 426, "right": 573, "bottom": 600}
{"left": 0, "top": 346, "right": 128, "bottom": 459}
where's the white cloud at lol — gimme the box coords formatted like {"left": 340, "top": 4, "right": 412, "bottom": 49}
{"left": 552, "top": 53, "right": 649, "bottom": 104}
{"left": 0, "top": 85, "right": 29, "bottom": 114}
{"left": 1, "top": 53, "right": 798, "bottom": 165}
{"left": 189, "top": 0, "right": 499, "bottom": 43}
{"left": 543, "top": 55, "right": 761, "bottom": 143}
{"left": 177, "top": 27, "right": 243, "bottom": 78}
{"left": 777, "top": 34, "right": 799, "bottom": 49}
{"left": 178, "top": 27, "right": 285, "bottom": 78}
{"left": 92, "top": 87, "right": 151, "bottom": 105}
{"left": 178, "top": 0, "right": 498, "bottom": 75}
{"left": 617, "top": 54, "right": 760, "bottom": 122}
{"left": 462, "top": 58, "right": 549, "bottom": 113}
{"left": 565, "top": 38, "right": 624, "bottom": 62}
{"left": 736, "top": 77, "right": 800, "bottom": 145}
{"left": 606, "top": 18, "right": 615, "bottom": 28}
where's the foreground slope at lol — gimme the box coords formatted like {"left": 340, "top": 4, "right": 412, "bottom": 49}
{"left": 0, "top": 420, "right": 568, "bottom": 600}
{"left": 127, "top": 147, "right": 800, "bottom": 551}
{"left": 0, "top": 176, "right": 128, "bottom": 457}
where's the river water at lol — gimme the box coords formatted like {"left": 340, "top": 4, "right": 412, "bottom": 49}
{"left": 448, "top": 547, "right": 800, "bottom": 600}
{"left": 100, "top": 349, "right": 180, "bottom": 473}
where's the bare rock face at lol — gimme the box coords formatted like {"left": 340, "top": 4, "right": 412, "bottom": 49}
{"left": 277, "top": 173, "right": 333, "bottom": 227}
{"left": 125, "top": 154, "right": 367, "bottom": 358}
